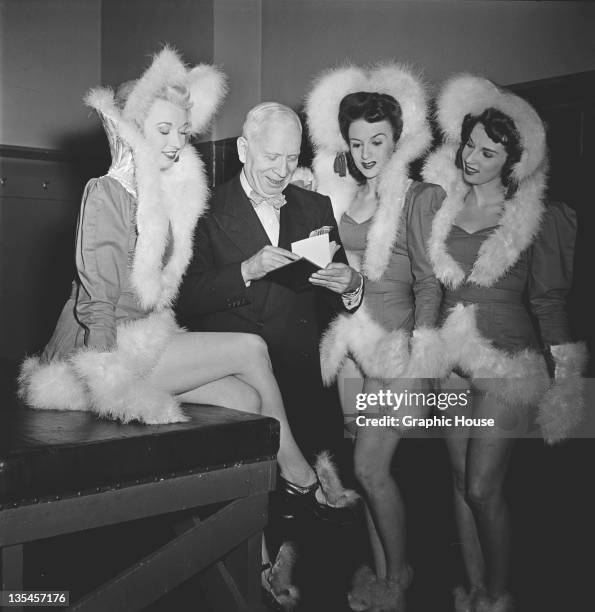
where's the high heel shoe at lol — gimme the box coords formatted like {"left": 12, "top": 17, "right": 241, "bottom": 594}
{"left": 278, "top": 452, "right": 360, "bottom": 524}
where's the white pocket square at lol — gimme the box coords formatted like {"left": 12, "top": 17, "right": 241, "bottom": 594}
{"left": 309, "top": 226, "right": 333, "bottom": 237}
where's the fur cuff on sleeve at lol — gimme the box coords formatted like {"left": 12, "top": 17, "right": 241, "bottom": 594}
{"left": 404, "top": 327, "right": 452, "bottom": 378}
{"left": 537, "top": 341, "right": 589, "bottom": 444}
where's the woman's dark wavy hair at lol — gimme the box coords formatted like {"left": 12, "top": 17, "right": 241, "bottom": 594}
{"left": 338, "top": 91, "right": 403, "bottom": 184}
{"left": 456, "top": 107, "right": 522, "bottom": 199}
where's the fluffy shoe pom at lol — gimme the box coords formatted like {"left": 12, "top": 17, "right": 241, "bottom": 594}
{"left": 348, "top": 566, "right": 378, "bottom": 612}
{"left": 314, "top": 451, "right": 360, "bottom": 507}
{"left": 476, "top": 592, "right": 515, "bottom": 612}
{"left": 264, "top": 542, "right": 300, "bottom": 611}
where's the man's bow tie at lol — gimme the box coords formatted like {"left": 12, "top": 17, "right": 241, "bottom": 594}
{"left": 249, "top": 191, "right": 286, "bottom": 210}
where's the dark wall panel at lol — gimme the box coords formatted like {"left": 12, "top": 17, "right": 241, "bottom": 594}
{"left": 101, "top": 0, "right": 214, "bottom": 92}
{"left": 0, "top": 154, "right": 84, "bottom": 361}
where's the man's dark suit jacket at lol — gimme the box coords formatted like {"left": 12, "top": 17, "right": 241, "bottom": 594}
{"left": 177, "top": 174, "right": 355, "bottom": 458}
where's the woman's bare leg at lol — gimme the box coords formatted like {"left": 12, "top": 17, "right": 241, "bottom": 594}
{"left": 442, "top": 374, "right": 485, "bottom": 591}
{"left": 338, "top": 358, "right": 364, "bottom": 436}
{"left": 149, "top": 331, "right": 315, "bottom": 486}
{"left": 466, "top": 392, "right": 521, "bottom": 600}
{"left": 353, "top": 378, "right": 409, "bottom": 584}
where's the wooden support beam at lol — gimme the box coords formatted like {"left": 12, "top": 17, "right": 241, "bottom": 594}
{"left": 69, "top": 494, "right": 268, "bottom": 612}
{"left": 0, "top": 544, "right": 24, "bottom": 612}
{"left": 0, "top": 461, "right": 275, "bottom": 547}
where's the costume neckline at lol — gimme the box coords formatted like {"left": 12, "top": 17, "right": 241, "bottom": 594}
{"left": 451, "top": 223, "right": 499, "bottom": 236}
{"left": 342, "top": 211, "right": 374, "bottom": 226}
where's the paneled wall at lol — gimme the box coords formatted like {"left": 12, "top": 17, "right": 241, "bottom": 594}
{"left": 0, "top": 0, "right": 102, "bottom": 150}
{"left": 511, "top": 72, "right": 595, "bottom": 350}
{"left": 0, "top": 151, "right": 94, "bottom": 361}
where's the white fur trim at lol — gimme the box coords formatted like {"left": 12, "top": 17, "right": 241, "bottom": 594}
{"left": 132, "top": 144, "right": 210, "bottom": 309}
{"left": 453, "top": 587, "right": 473, "bottom": 612}
{"left": 70, "top": 310, "right": 187, "bottom": 424}
{"left": 18, "top": 356, "right": 88, "bottom": 411}
{"left": 440, "top": 304, "right": 550, "bottom": 406}
{"left": 537, "top": 341, "right": 588, "bottom": 444}
{"left": 319, "top": 304, "right": 410, "bottom": 385}
{"left": 437, "top": 74, "right": 546, "bottom": 182}
{"left": 307, "top": 63, "right": 431, "bottom": 281}
{"left": 476, "top": 593, "right": 515, "bottom": 612}
{"left": 20, "top": 311, "right": 187, "bottom": 424}
{"left": 306, "top": 62, "right": 430, "bottom": 157}
{"left": 305, "top": 64, "right": 365, "bottom": 153}
{"left": 423, "top": 146, "right": 546, "bottom": 288}
{"left": 289, "top": 166, "right": 314, "bottom": 190}
{"left": 72, "top": 350, "right": 186, "bottom": 424}
{"left": 122, "top": 46, "right": 186, "bottom": 127}
{"left": 348, "top": 566, "right": 378, "bottom": 611}
{"left": 314, "top": 451, "right": 360, "bottom": 507}
{"left": 363, "top": 168, "right": 412, "bottom": 281}
{"left": 312, "top": 152, "right": 358, "bottom": 223}
{"left": 265, "top": 542, "right": 300, "bottom": 610}
{"left": 186, "top": 63, "right": 228, "bottom": 134}
{"left": 120, "top": 46, "right": 226, "bottom": 135}
{"left": 404, "top": 327, "right": 451, "bottom": 379}
{"left": 86, "top": 88, "right": 210, "bottom": 310}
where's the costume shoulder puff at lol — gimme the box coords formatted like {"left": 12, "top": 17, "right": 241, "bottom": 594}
{"left": 532, "top": 201, "right": 577, "bottom": 267}
{"left": 409, "top": 181, "right": 447, "bottom": 211}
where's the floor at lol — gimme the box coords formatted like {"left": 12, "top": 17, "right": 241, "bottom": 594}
{"left": 22, "top": 438, "right": 594, "bottom": 611}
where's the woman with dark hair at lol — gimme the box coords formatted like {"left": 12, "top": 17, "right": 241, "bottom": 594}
{"left": 423, "top": 75, "right": 587, "bottom": 612}
{"left": 305, "top": 65, "right": 446, "bottom": 611}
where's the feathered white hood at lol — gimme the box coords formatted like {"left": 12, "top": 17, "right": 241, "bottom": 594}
{"left": 423, "top": 74, "right": 548, "bottom": 288}
{"left": 84, "top": 47, "right": 227, "bottom": 309}
{"left": 305, "top": 63, "right": 432, "bottom": 280}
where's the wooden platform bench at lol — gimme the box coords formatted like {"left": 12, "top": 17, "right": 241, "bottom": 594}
{"left": 0, "top": 365, "right": 279, "bottom": 611}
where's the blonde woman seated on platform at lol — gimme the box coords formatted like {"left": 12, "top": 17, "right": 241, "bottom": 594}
{"left": 18, "top": 48, "right": 343, "bottom": 525}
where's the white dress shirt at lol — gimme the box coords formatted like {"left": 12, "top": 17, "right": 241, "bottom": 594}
{"left": 240, "top": 171, "right": 281, "bottom": 246}
{"left": 240, "top": 170, "right": 363, "bottom": 309}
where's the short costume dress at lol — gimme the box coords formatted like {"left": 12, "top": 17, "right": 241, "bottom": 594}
{"left": 41, "top": 177, "right": 171, "bottom": 361}
{"left": 440, "top": 202, "right": 577, "bottom": 398}
{"left": 340, "top": 181, "right": 444, "bottom": 339}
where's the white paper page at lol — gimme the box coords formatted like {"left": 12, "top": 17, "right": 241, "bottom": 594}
{"left": 291, "top": 234, "right": 331, "bottom": 268}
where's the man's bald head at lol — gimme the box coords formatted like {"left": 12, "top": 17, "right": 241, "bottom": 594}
{"left": 237, "top": 102, "right": 303, "bottom": 197}
{"left": 242, "top": 102, "right": 302, "bottom": 143}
